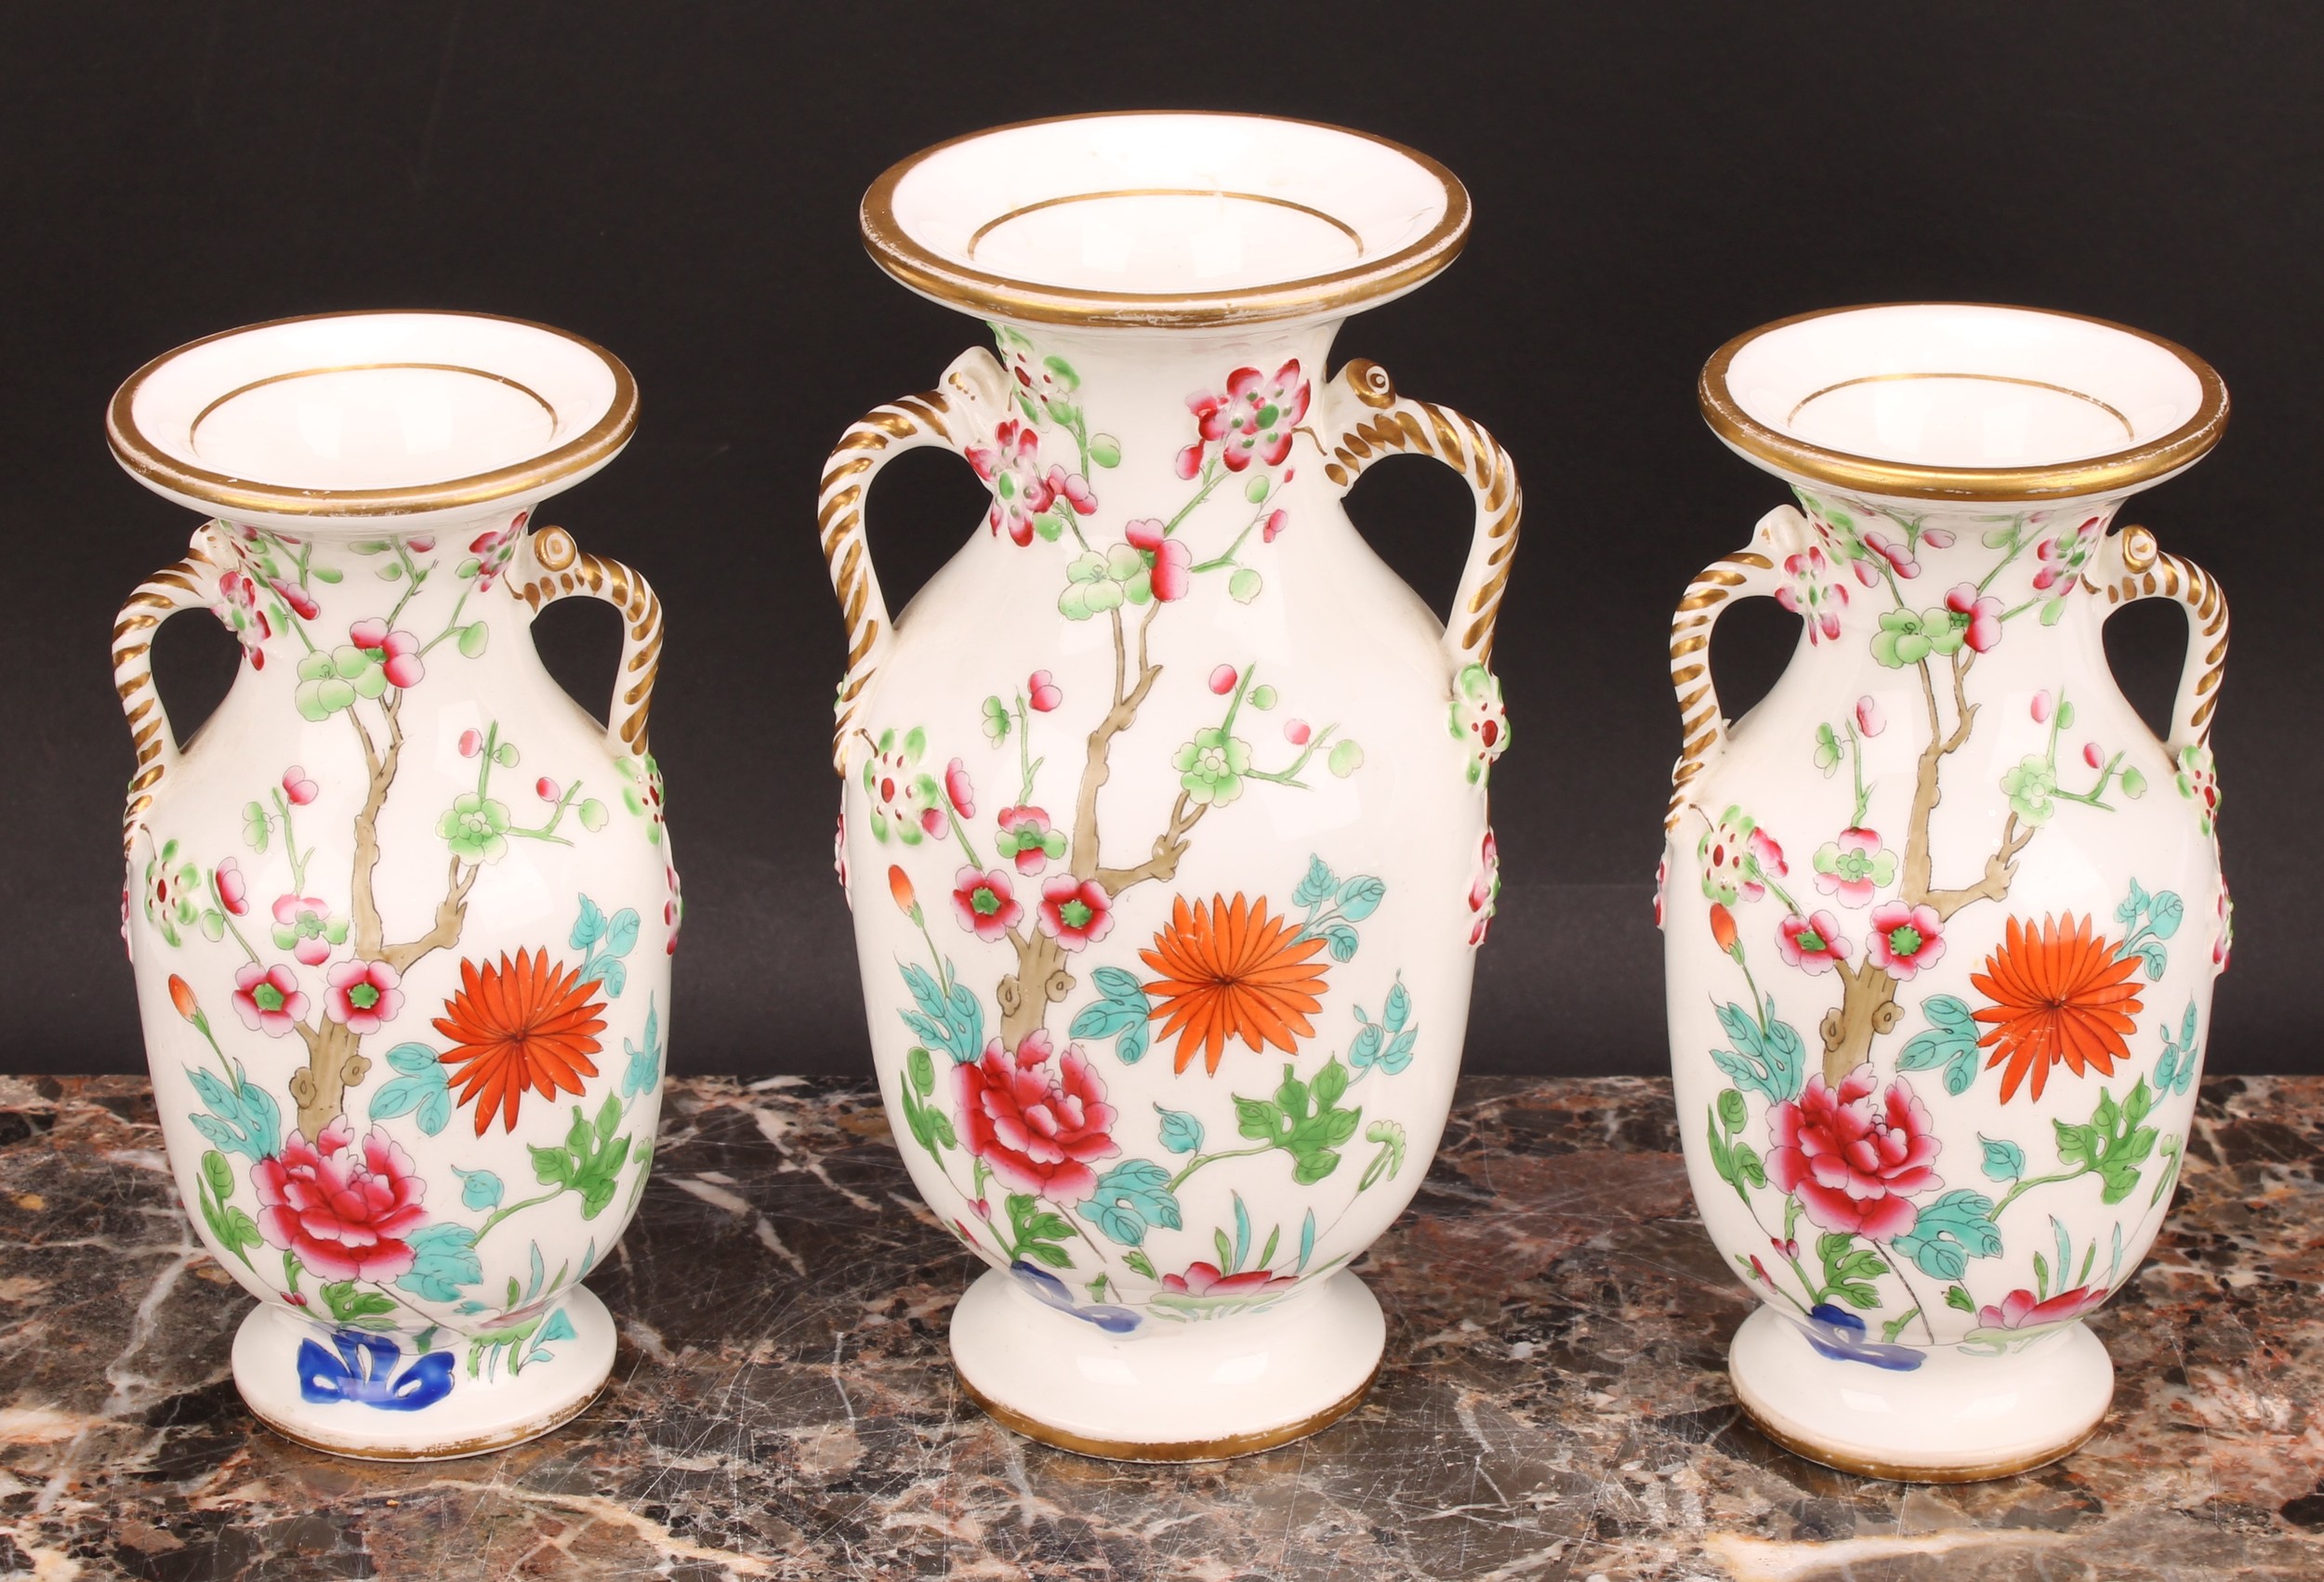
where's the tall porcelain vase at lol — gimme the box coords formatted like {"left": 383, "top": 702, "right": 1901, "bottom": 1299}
{"left": 1663, "top": 304, "right": 2231, "bottom": 1480}
{"left": 110, "top": 311, "right": 679, "bottom": 1457}
{"left": 825, "top": 113, "right": 1518, "bottom": 1459}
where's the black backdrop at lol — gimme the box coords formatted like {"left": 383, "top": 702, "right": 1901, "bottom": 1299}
{"left": 4, "top": 4, "right": 2317, "bottom": 1077}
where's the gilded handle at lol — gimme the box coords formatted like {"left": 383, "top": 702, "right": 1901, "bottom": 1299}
{"left": 113, "top": 526, "right": 228, "bottom": 854}
{"left": 2098, "top": 524, "right": 2228, "bottom": 754}
{"left": 1665, "top": 508, "right": 1791, "bottom": 831}
{"left": 818, "top": 349, "right": 1005, "bottom": 775}
{"left": 1319, "top": 359, "right": 1521, "bottom": 671}
{"left": 510, "top": 523, "right": 665, "bottom": 757}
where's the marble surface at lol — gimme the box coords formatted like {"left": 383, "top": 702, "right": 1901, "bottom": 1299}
{"left": 4, "top": 1072, "right": 2323, "bottom": 1580}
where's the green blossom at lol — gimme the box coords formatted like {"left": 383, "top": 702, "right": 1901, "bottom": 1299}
{"left": 437, "top": 793, "right": 512, "bottom": 863}
{"left": 1869, "top": 606, "right": 1967, "bottom": 668}
{"left": 2000, "top": 756, "right": 2057, "bottom": 824}
{"left": 1058, "top": 546, "right": 1153, "bottom": 621}
{"left": 1173, "top": 727, "right": 1250, "bottom": 807}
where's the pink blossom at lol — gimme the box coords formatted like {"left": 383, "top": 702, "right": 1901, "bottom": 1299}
{"left": 2031, "top": 690, "right": 2053, "bottom": 724}
{"left": 1044, "top": 466, "right": 1097, "bottom": 516}
{"left": 212, "top": 858, "right": 249, "bottom": 916}
{"left": 2084, "top": 742, "right": 2104, "bottom": 769}
{"left": 1262, "top": 509, "right": 1287, "bottom": 543}
{"left": 918, "top": 804, "right": 948, "bottom": 839}
{"left": 995, "top": 806, "right": 1063, "bottom": 876}
{"left": 1284, "top": 719, "right": 1312, "bottom": 745}
{"left": 536, "top": 777, "right": 561, "bottom": 802}
{"left": 1864, "top": 531, "right": 1920, "bottom": 578}
{"left": 1149, "top": 538, "right": 1191, "bottom": 601}
{"left": 457, "top": 730, "right": 483, "bottom": 758}
{"left": 231, "top": 962, "right": 309, "bottom": 1037}
{"left": 324, "top": 958, "right": 403, "bottom": 1034}
{"left": 347, "top": 618, "right": 425, "bottom": 689}
{"left": 1125, "top": 520, "right": 1166, "bottom": 553}
{"left": 1777, "top": 910, "right": 1854, "bottom": 974}
{"left": 1867, "top": 902, "right": 1946, "bottom": 980}
{"left": 281, "top": 765, "right": 319, "bottom": 805}
{"left": 1921, "top": 527, "right": 1956, "bottom": 548}
{"left": 272, "top": 894, "right": 340, "bottom": 966}
{"left": 1947, "top": 583, "right": 2004, "bottom": 653}
{"left": 951, "top": 865, "right": 1023, "bottom": 943}
{"left": 944, "top": 758, "right": 975, "bottom": 819}
{"left": 1976, "top": 1285, "right": 2108, "bottom": 1331}
{"left": 271, "top": 578, "right": 321, "bottom": 621}
{"left": 1026, "top": 671, "right": 1063, "bottom": 712}
{"left": 406, "top": 535, "right": 435, "bottom": 553}
{"left": 1208, "top": 665, "right": 1239, "bottom": 695}
{"left": 1855, "top": 696, "right": 1884, "bottom": 737}
{"left": 1037, "top": 875, "right": 1114, "bottom": 952}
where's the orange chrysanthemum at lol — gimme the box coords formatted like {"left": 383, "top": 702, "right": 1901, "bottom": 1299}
{"left": 1139, "top": 893, "right": 1329, "bottom": 1075}
{"left": 1971, "top": 914, "right": 2145, "bottom": 1104}
{"left": 434, "top": 948, "right": 607, "bottom": 1136}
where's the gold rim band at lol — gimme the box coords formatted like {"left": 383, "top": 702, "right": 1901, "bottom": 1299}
{"left": 1783, "top": 371, "right": 2134, "bottom": 437}
{"left": 957, "top": 1364, "right": 1378, "bottom": 1462}
{"left": 965, "top": 187, "right": 1367, "bottom": 258}
{"left": 1700, "top": 302, "right": 2228, "bottom": 502}
{"left": 189, "top": 362, "right": 560, "bottom": 444}
{"left": 248, "top": 1382, "right": 605, "bottom": 1462}
{"left": 108, "top": 309, "right": 638, "bottom": 518}
{"left": 861, "top": 112, "right": 1469, "bottom": 328}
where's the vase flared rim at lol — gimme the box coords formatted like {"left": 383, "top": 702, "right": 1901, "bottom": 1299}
{"left": 108, "top": 309, "right": 639, "bottom": 521}
{"left": 859, "top": 111, "right": 1470, "bottom": 329}
{"left": 1699, "top": 302, "right": 2228, "bottom": 504}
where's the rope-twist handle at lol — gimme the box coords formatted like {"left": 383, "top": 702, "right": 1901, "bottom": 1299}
{"left": 510, "top": 523, "right": 666, "bottom": 757}
{"left": 1665, "top": 506, "right": 1793, "bottom": 831}
{"left": 818, "top": 348, "right": 1007, "bottom": 775}
{"left": 2097, "top": 523, "right": 2228, "bottom": 753}
{"left": 1318, "top": 359, "right": 1521, "bottom": 670}
{"left": 113, "top": 524, "right": 229, "bottom": 854}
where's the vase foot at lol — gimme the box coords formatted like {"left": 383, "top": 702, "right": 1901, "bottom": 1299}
{"left": 950, "top": 1266, "right": 1384, "bottom": 1462}
{"left": 231, "top": 1285, "right": 616, "bottom": 1461}
{"left": 1727, "top": 1304, "right": 2112, "bottom": 1482}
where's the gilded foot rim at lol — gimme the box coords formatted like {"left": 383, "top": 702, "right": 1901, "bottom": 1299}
{"left": 959, "top": 1365, "right": 1378, "bottom": 1463}
{"left": 248, "top": 1380, "right": 607, "bottom": 1462}
{"left": 1734, "top": 1396, "right": 2100, "bottom": 1484}
{"left": 1723, "top": 1305, "right": 2113, "bottom": 1484}
{"left": 946, "top": 1265, "right": 1388, "bottom": 1463}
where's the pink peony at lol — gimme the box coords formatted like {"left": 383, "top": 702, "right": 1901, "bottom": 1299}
{"left": 250, "top": 1119, "right": 428, "bottom": 1282}
{"left": 1767, "top": 1066, "right": 1941, "bottom": 1240}
{"left": 1161, "top": 1260, "right": 1296, "bottom": 1298}
{"left": 954, "top": 1030, "right": 1119, "bottom": 1200}
{"left": 1975, "top": 1285, "right": 2108, "bottom": 1331}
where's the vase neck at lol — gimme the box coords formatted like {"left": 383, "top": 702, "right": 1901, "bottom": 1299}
{"left": 1775, "top": 487, "right": 2126, "bottom": 653}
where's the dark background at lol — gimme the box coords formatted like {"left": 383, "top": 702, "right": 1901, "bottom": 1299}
{"left": 4, "top": 4, "right": 2316, "bottom": 1077}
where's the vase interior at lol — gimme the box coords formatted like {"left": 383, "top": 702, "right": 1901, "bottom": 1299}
{"left": 109, "top": 310, "right": 635, "bottom": 524}
{"left": 1722, "top": 304, "right": 2213, "bottom": 471}
{"left": 865, "top": 112, "right": 1467, "bottom": 321}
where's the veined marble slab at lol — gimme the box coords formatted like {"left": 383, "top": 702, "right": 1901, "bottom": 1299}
{"left": 1, "top": 1074, "right": 2319, "bottom": 1579}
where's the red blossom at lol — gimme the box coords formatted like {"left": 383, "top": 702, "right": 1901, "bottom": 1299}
{"left": 951, "top": 865, "right": 1022, "bottom": 943}
{"left": 1037, "top": 875, "right": 1114, "bottom": 952}
{"left": 954, "top": 1031, "right": 1119, "bottom": 1201}
{"left": 250, "top": 1119, "right": 428, "bottom": 1282}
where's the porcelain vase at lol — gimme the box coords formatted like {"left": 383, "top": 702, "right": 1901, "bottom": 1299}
{"left": 1663, "top": 303, "right": 2231, "bottom": 1480}
{"left": 110, "top": 310, "right": 679, "bottom": 1458}
{"left": 825, "top": 112, "right": 1518, "bottom": 1459}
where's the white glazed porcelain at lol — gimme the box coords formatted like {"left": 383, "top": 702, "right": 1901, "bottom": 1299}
{"left": 1665, "top": 304, "right": 2230, "bottom": 1480}
{"left": 110, "top": 311, "right": 678, "bottom": 1458}
{"left": 826, "top": 112, "right": 1516, "bottom": 1459}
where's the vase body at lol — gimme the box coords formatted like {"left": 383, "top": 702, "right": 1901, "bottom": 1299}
{"left": 1666, "top": 303, "right": 2231, "bottom": 1480}
{"left": 110, "top": 312, "right": 677, "bottom": 1457}
{"left": 826, "top": 113, "right": 1513, "bottom": 1457}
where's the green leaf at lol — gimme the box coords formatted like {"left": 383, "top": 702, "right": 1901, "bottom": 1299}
{"left": 1124, "top": 1248, "right": 1157, "bottom": 1280}
{"left": 1245, "top": 474, "right": 1271, "bottom": 503}
{"left": 1311, "top": 1057, "right": 1349, "bottom": 1113}
{"left": 1892, "top": 1189, "right": 2003, "bottom": 1281}
{"left": 1327, "top": 740, "right": 1365, "bottom": 778}
{"left": 1978, "top": 1134, "right": 2026, "bottom": 1181}
{"left": 1716, "top": 1088, "right": 1748, "bottom": 1134}
{"left": 1248, "top": 684, "right": 1277, "bottom": 710}
{"left": 1155, "top": 1104, "right": 1204, "bottom": 1154}
{"left": 319, "top": 1280, "right": 397, "bottom": 1326}
{"left": 1709, "top": 1000, "right": 1805, "bottom": 1103}
{"left": 1234, "top": 1096, "right": 1285, "bottom": 1142}
{"left": 1023, "top": 1241, "right": 1070, "bottom": 1269}
{"left": 457, "top": 622, "right": 490, "bottom": 659}
{"left": 1945, "top": 1284, "right": 1976, "bottom": 1312}
{"left": 1274, "top": 1066, "right": 1311, "bottom": 1124}
{"left": 1336, "top": 876, "right": 1386, "bottom": 922}
{"left": 2041, "top": 596, "right": 2068, "bottom": 626}
{"left": 1228, "top": 568, "right": 1263, "bottom": 604}
{"left": 1731, "top": 1142, "right": 1766, "bottom": 1190}
{"left": 1318, "top": 919, "right": 1360, "bottom": 963}
{"left": 1292, "top": 856, "right": 1339, "bottom": 908}
{"left": 1382, "top": 978, "right": 1410, "bottom": 1034}
{"left": 907, "top": 1046, "right": 935, "bottom": 1098}
{"left": 201, "top": 1149, "right": 235, "bottom": 1202}
{"left": 1088, "top": 434, "right": 1121, "bottom": 468}
{"left": 1359, "top": 1120, "right": 1406, "bottom": 1190}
